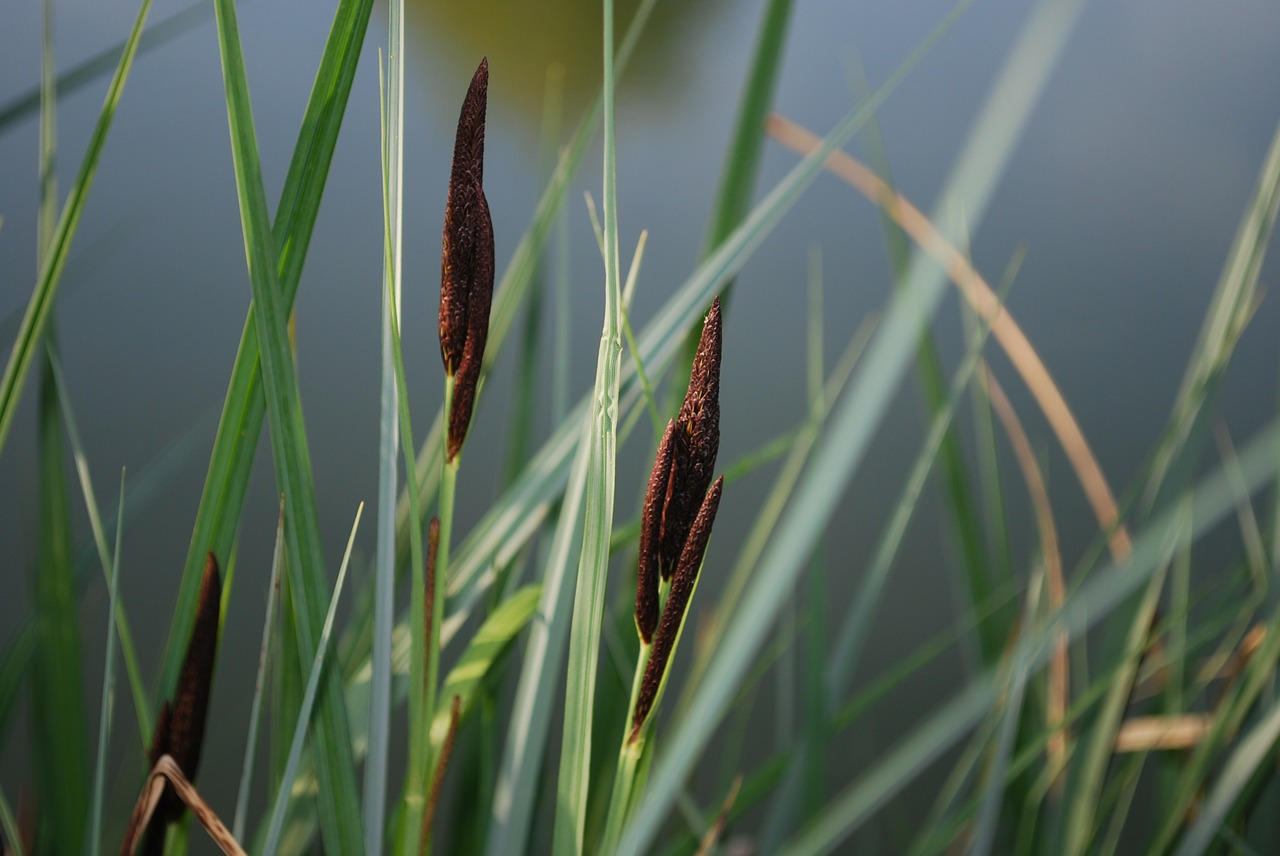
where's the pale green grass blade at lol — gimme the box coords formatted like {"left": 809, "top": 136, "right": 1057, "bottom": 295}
{"left": 1173, "top": 695, "right": 1280, "bottom": 856}
{"left": 0, "top": 1, "right": 208, "bottom": 131}
{"left": 87, "top": 470, "right": 125, "bottom": 856}
{"left": 0, "top": 0, "right": 151, "bottom": 456}
{"left": 367, "top": 0, "right": 406, "bottom": 841}
{"left": 233, "top": 502, "right": 286, "bottom": 842}
{"left": 430, "top": 585, "right": 542, "bottom": 748}
{"left": 553, "top": 0, "right": 625, "bottom": 850}
{"left": 46, "top": 349, "right": 149, "bottom": 739}
{"left": 0, "top": 785, "right": 22, "bottom": 856}
{"left": 615, "top": 1, "right": 1082, "bottom": 849}
{"left": 970, "top": 618, "right": 1033, "bottom": 855}
{"left": 487, "top": 419, "right": 592, "bottom": 856}
{"left": 213, "top": 0, "right": 364, "bottom": 849}
{"left": 33, "top": 352, "right": 89, "bottom": 855}
{"left": 262, "top": 504, "right": 363, "bottom": 856}
{"left": 824, "top": 268, "right": 1005, "bottom": 703}
{"left": 159, "top": 0, "right": 376, "bottom": 699}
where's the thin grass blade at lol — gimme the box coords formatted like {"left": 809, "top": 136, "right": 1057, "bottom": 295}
{"left": 261, "top": 504, "right": 362, "bottom": 856}
{"left": 88, "top": 470, "right": 126, "bottom": 856}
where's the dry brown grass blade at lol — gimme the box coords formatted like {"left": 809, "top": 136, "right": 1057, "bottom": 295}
{"left": 118, "top": 755, "right": 245, "bottom": 856}
{"left": 694, "top": 774, "right": 743, "bottom": 856}
{"left": 984, "top": 366, "right": 1069, "bottom": 785}
{"left": 1114, "top": 714, "right": 1212, "bottom": 753}
{"left": 767, "top": 113, "right": 1133, "bottom": 562}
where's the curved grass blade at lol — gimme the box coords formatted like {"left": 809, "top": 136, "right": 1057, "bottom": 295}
{"left": 261, "top": 503, "right": 362, "bottom": 856}
{"left": 213, "top": 0, "right": 364, "bottom": 849}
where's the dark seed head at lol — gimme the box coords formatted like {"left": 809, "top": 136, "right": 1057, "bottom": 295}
{"left": 147, "top": 552, "right": 221, "bottom": 826}
{"left": 635, "top": 420, "right": 675, "bottom": 644}
{"left": 439, "top": 58, "right": 495, "bottom": 462}
{"left": 631, "top": 476, "right": 723, "bottom": 742}
{"left": 658, "top": 297, "right": 722, "bottom": 579}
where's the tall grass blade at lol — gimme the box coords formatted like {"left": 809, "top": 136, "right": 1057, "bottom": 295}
{"left": 553, "top": 0, "right": 625, "bottom": 850}
{"left": 367, "top": 0, "right": 407, "bottom": 841}
{"left": 88, "top": 471, "right": 126, "bottom": 856}
{"left": 262, "top": 504, "right": 363, "bottom": 856}
{"left": 232, "top": 502, "right": 287, "bottom": 842}
{"left": 615, "top": 1, "right": 1083, "bottom": 850}
{"left": 160, "top": 0, "right": 376, "bottom": 700}
{"left": 213, "top": 0, "right": 364, "bottom": 849}
{"left": 0, "top": 0, "right": 151, "bottom": 456}
{"left": 487, "top": 421, "right": 593, "bottom": 856}
{"left": 0, "top": 786, "right": 23, "bottom": 856}
{"left": 33, "top": 359, "right": 89, "bottom": 854}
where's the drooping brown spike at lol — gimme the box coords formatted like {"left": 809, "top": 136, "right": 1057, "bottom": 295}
{"left": 635, "top": 420, "right": 675, "bottom": 643}
{"left": 658, "top": 297, "right": 722, "bottom": 579}
{"left": 439, "top": 58, "right": 495, "bottom": 462}
{"left": 631, "top": 477, "right": 723, "bottom": 742}
{"left": 144, "top": 552, "right": 222, "bottom": 839}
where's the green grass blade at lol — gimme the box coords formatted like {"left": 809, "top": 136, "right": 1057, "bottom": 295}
{"left": 367, "top": 0, "right": 407, "bottom": 842}
{"left": 262, "top": 504, "right": 362, "bottom": 856}
{"left": 33, "top": 352, "right": 89, "bottom": 855}
{"left": 159, "top": 0, "right": 376, "bottom": 700}
{"left": 213, "top": 0, "right": 364, "bottom": 849}
{"left": 87, "top": 470, "right": 126, "bottom": 856}
{"left": 487, "top": 420, "right": 593, "bottom": 856}
{"left": 553, "top": 1, "right": 625, "bottom": 850}
{"left": 615, "top": 1, "right": 1081, "bottom": 849}
{"left": 232, "top": 502, "right": 286, "bottom": 842}
{"left": 1172, "top": 690, "right": 1280, "bottom": 855}
{"left": 0, "top": 0, "right": 151, "bottom": 456}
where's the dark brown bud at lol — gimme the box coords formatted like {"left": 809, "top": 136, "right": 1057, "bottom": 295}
{"left": 147, "top": 552, "right": 221, "bottom": 829}
{"left": 439, "top": 58, "right": 495, "bottom": 462}
{"left": 631, "top": 476, "right": 723, "bottom": 742}
{"left": 658, "top": 297, "right": 721, "bottom": 579}
{"left": 635, "top": 420, "right": 675, "bottom": 644}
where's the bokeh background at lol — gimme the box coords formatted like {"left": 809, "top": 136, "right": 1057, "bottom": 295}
{"left": 3, "top": 0, "right": 1280, "bottom": 846}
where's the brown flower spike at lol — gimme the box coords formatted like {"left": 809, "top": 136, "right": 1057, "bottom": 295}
{"left": 631, "top": 476, "right": 724, "bottom": 741}
{"left": 142, "top": 552, "right": 221, "bottom": 850}
{"left": 658, "top": 296, "right": 722, "bottom": 580}
{"left": 439, "top": 57, "right": 495, "bottom": 462}
{"left": 633, "top": 298, "right": 722, "bottom": 642}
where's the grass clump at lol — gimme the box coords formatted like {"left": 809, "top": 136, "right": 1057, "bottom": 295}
{"left": 4, "top": 0, "right": 1280, "bottom": 854}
